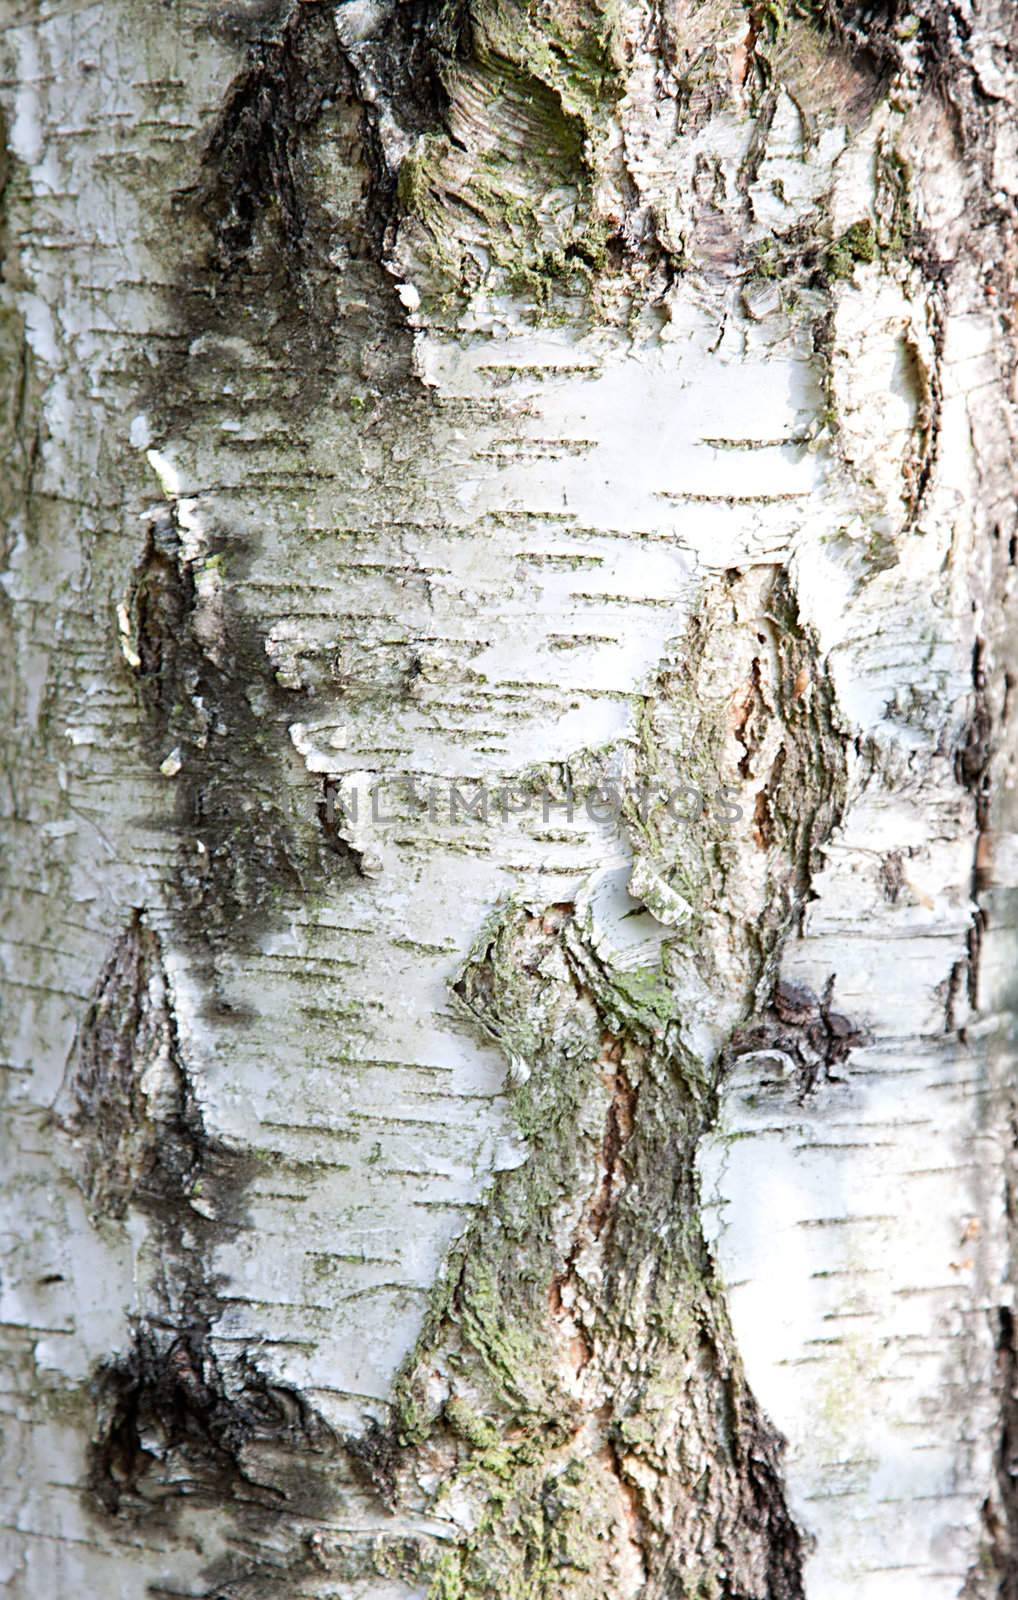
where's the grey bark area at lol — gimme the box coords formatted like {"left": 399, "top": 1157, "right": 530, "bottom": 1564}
{"left": 1, "top": 0, "right": 1017, "bottom": 1597}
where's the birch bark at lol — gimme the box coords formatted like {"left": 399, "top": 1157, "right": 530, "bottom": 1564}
{"left": 0, "top": 0, "right": 1016, "bottom": 1596}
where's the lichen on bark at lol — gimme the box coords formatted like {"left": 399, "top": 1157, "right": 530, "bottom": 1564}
{"left": 339, "top": 565, "right": 849, "bottom": 1599}
{"left": 355, "top": 901, "right": 809, "bottom": 1600}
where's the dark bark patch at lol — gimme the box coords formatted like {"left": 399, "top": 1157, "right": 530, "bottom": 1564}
{"left": 57, "top": 912, "right": 262, "bottom": 1249}
{"left": 191, "top": 2, "right": 350, "bottom": 288}
{"left": 57, "top": 912, "right": 203, "bottom": 1218}
{"left": 995, "top": 1304, "right": 1018, "bottom": 1599}
{"left": 155, "top": 3, "right": 413, "bottom": 430}
{"left": 956, "top": 637, "right": 994, "bottom": 831}
{"left": 968, "top": 1305, "right": 1018, "bottom": 1599}
{"left": 345, "top": 1415, "right": 400, "bottom": 1507}
{"left": 133, "top": 521, "right": 194, "bottom": 716}
{"left": 69, "top": 921, "right": 339, "bottom": 1569}
{"left": 879, "top": 849, "right": 905, "bottom": 902}
{"left": 725, "top": 1383, "right": 809, "bottom": 1600}
{"left": 123, "top": 508, "right": 353, "bottom": 953}
{"left": 819, "top": 0, "right": 964, "bottom": 84}
{"left": 90, "top": 1323, "right": 335, "bottom": 1518}
{"left": 728, "top": 974, "right": 867, "bottom": 1098}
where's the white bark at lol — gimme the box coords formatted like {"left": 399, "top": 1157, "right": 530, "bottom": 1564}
{"left": 0, "top": 0, "right": 1016, "bottom": 1596}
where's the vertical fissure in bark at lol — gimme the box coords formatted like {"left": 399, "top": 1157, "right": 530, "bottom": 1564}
{"left": 990, "top": 1303, "right": 1018, "bottom": 1600}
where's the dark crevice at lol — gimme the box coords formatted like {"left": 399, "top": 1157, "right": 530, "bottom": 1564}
{"left": 820, "top": 0, "right": 982, "bottom": 116}
{"left": 981, "top": 1303, "right": 1018, "bottom": 1599}
{"left": 62, "top": 915, "right": 337, "bottom": 1544}
{"left": 955, "top": 634, "right": 997, "bottom": 1031}
{"left": 187, "top": 0, "right": 458, "bottom": 287}
{"left": 90, "top": 1325, "right": 335, "bottom": 1519}
{"left": 956, "top": 637, "right": 994, "bottom": 830}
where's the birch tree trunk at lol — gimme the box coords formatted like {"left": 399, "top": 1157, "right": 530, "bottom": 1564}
{"left": 1, "top": 0, "right": 1017, "bottom": 1595}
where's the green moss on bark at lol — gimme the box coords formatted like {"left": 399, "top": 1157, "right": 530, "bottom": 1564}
{"left": 391, "top": 0, "right": 625, "bottom": 312}
{"left": 345, "top": 568, "right": 851, "bottom": 1596}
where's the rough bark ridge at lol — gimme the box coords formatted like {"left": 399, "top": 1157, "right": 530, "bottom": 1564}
{"left": 0, "top": 0, "right": 1015, "bottom": 1597}
{"left": 343, "top": 561, "right": 846, "bottom": 1598}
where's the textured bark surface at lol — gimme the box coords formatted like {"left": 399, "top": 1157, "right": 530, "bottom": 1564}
{"left": 0, "top": 0, "right": 1016, "bottom": 1596}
